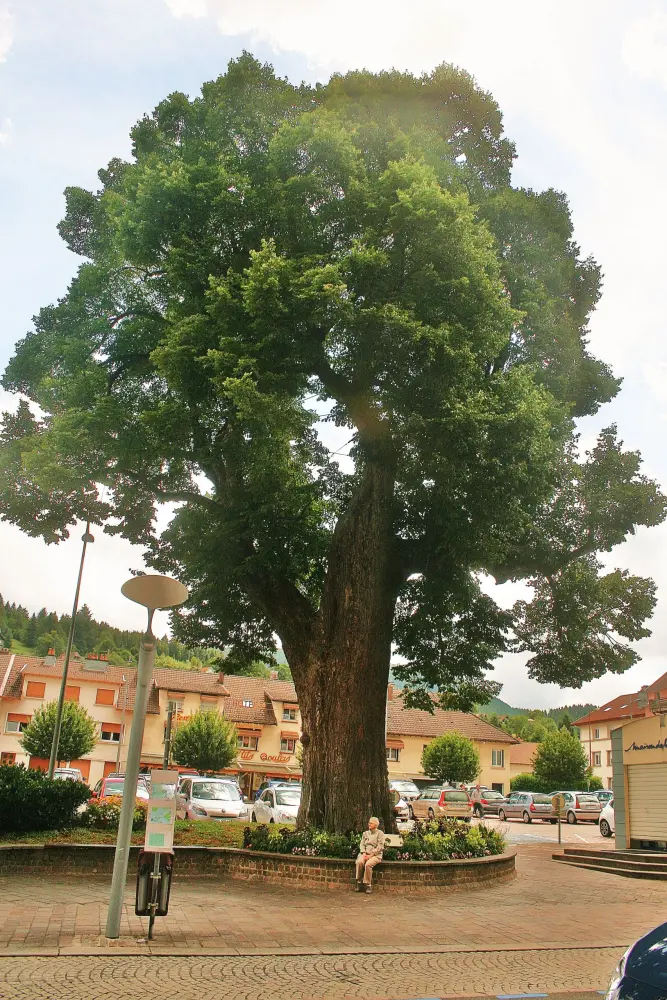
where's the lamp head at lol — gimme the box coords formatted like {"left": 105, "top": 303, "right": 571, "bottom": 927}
{"left": 121, "top": 574, "right": 188, "bottom": 612}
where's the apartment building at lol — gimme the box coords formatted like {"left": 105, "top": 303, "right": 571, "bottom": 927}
{"left": 574, "top": 690, "right": 655, "bottom": 789}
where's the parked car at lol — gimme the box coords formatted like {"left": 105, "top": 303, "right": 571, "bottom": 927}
{"left": 91, "top": 775, "right": 150, "bottom": 801}
{"left": 176, "top": 777, "right": 249, "bottom": 821}
{"left": 599, "top": 799, "right": 615, "bottom": 838}
{"left": 410, "top": 786, "right": 472, "bottom": 822}
{"left": 470, "top": 789, "right": 507, "bottom": 818}
{"left": 594, "top": 789, "right": 614, "bottom": 805}
{"left": 391, "top": 788, "right": 410, "bottom": 821}
{"left": 177, "top": 772, "right": 200, "bottom": 791}
{"left": 389, "top": 779, "right": 420, "bottom": 802}
{"left": 52, "top": 767, "right": 84, "bottom": 782}
{"left": 551, "top": 790, "right": 602, "bottom": 824}
{"left": 254, "top": 779, "right": 297, "bottom": 800}
{"left": 498, "top": 792, "right": 555, "bottom": 823}
{"left": 251, "top": 784, "right": 301, "bottom": 824}
{"left": 606, "top": 920, "right": 667, "bottom": 999}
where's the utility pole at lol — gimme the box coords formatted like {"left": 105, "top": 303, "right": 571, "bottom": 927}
{"left": 48, "top": 522, "right": 94, "bottom": 779}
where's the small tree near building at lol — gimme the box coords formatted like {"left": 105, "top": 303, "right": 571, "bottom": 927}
{"left": 532, "top": 729, "right": 588, "bottom": 791}
{"left": 20, "top": 700, "right": 97, "bottom": 762}
{"left": 35, "top": 629, "right": 66, "bottom": 657}
{"left": 171, "top": 711, "right": 238, "bottom": 774}
{"left": 421, "top": 733, "right": 480, "bottom": 786}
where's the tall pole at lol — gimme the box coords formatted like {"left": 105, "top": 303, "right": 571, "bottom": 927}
{"left": 148, "top": 702, "right": 175, "bottom": 941}
{"left": 48, "top": 522, "right": 94, "bottom": 779}
{"left": 105, "top": 621, "right": 155, "bottom": 939}
{"left": 115, "top": 675, "right": 128, "bottom": 772}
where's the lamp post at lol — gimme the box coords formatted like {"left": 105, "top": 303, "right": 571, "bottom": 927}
{"left": 47, "top": 521, "right": 95, "bottom": 779}
{"left": 105, "top": 574, "right": 188, "bottom": 940}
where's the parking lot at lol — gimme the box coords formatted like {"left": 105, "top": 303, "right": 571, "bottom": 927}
{"left": 396, "top": 814, "right": 609, "bottom": 846}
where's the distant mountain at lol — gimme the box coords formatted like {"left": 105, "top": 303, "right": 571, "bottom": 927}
{"left": 477, "top": 697, "right": 598, "bottom": 722}
{"left": 477, "top": 696, "right": 524, "bottom": 717}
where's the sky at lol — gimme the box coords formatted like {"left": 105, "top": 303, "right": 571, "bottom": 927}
{"left": 1, "top": 0, "right": 666, "bottom": 707}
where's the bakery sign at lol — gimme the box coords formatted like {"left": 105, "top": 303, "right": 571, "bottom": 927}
{"left": 260, "top": 752, "right": 291, "bottom": 763}
{"left": 626, "top": 740, "right": 667, "bottom": 752}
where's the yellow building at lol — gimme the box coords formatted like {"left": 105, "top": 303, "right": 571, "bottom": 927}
{"left": 386, "top": 687, "right": 517, "bottom": 794}
{"left": 1, "top": 650, "right": 517, "bottom": 797}
{"left": 574, "top": 691, "right": 655, "bottom": 790}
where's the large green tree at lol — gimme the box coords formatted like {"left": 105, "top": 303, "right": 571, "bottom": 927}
{"left": 1, "top": 55, "right": 664, "bottom": 832}
{"left": 421, "top": 733, "right": 480, "bottom": 786}
{"left": 532, "top": 729, "right": 589, "bottom": 791}
{"left": 20, "top": 700, "right": 97, "bottom": 762}
{"left": 171, "top": 711, "right": 238, "bottom": 774}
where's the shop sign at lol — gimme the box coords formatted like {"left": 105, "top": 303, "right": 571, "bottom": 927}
{"left": 238, "top": 750, "right": 255, "bottom": 761}
{"left": 260, "top": 752, "right": 291, "bottom": 763}
{"left": 626, "top": 739, "right": 667, "bottom": 752}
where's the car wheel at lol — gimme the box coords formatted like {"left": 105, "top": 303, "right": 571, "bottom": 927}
{"left": 251, "top": 812, "right": 257, "bottom": 823}
{"left": 549, "top": 819, "right": 557, "bottom": 824}
{"left": 522, "top": 811, "right": 532, "bottom": 824}
{"left": 428, "top": 808, "right": 435, "bottom": 820}
{"left": 498, "top": 809, "right": 506, "bottom": 822}
{"left": 567, "top": 810, "right": 577, "bottom": 825}
{"left": 600, "top": 819, "right": 612, "bottom": 838}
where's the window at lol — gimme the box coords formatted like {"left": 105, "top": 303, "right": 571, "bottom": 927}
{"left": 237, "top": 735, "right": 258, "bottom": 750}
{"left": 169, "top": 698, "right": 184, "bottom": 714}
{"left": 100, "top": 723, "right": 121, "bottom": 743}
{"left": 491, "top": 783, "right": 504, "bottom": 794}
{"left": 282, "top": 708, "right": 297, "bottom": 721}
{"left": 65, "top": 685, "right": 80, "bottom": 702}
{"left": 594, "top": 727, "right": 601, "bottom": 739}
{"left": 26, "top": 681, "right": 45, "bottom": 699}
{"left": 242, "top": 699, "right": 253, "bottom": 708}
{"left": 200, "top": 697, "right": 217, "bottom": 712}
{"left": 95, "top": 688, "right": 115, "bottom": 706}
{"left": 607, "top": 750, "right": 612, "bottom": 766}
{"left": 592, "top": 751, "right": 602, "bottom": 767}
{"left": 0, "top": 752, "right": 16, "bottom": 765}
{"left": 5, "top": 713, "right": 31, "bottom": 733}
{"left": 386, "top": 746, "right": 400, "bottom": 761}
{"left": 491, "top": 749, "right": 505, "bottom": 767}
{"left": 280, "top": 738, "right": 296, "bottom": 753}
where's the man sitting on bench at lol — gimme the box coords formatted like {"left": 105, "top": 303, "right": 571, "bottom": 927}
{"left": 355, "top": 816, "right": 385, "bottom": 893}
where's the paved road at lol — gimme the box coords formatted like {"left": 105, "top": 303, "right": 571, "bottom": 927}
{"left": 0, "top": 952, "right": 617, "bottom": 998}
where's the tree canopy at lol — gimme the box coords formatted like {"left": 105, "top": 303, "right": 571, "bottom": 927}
{"left": 532, "top": 729, "right": 589, "bottom": 791}
{"left": 170, "top": 710, "right": 239, "bottom": 774}
{"left": 1, "top": 54, "right": 664, "bottom": 831}
{"left": 20, "top": 700, "right": 97, "bottom": 762}
{"left": 421, "top": 732, "right": 480, "bottom": 786}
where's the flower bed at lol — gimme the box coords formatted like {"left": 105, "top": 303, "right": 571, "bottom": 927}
{"left": 244, "top": 819, "right": 506, "bottom": 861}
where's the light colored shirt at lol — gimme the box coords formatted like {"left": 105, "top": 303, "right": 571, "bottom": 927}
{"left": 359, "top": 828, "right": 385, "bottom": 858}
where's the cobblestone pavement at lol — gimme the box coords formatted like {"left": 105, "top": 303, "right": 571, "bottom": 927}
{"left": 0, "top": 950, "right": 620, "bottom": 999}
{"left": 0, "top": 843, "right": 658, "bottom": 956}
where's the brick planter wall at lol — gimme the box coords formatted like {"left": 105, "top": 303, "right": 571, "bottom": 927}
{"left": 0, "top": 843, "right": 515, "bottom": 892}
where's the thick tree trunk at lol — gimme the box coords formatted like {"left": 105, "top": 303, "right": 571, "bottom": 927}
{"left": 287, "top": 454, "right": 397, "bottom": 833}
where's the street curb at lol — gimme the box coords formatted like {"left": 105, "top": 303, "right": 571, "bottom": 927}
{"left": 0, "top": 943, "right": 629, "bottom": 958}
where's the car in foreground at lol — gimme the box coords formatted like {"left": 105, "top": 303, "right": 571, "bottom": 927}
{"left": 53, "top": 767, "right": 84, "bottom": 782}
{"left": 176, "top": 777, "right": 249, "bottom": 821}
{"left": 599, "top": 799, "right": 615, "bottom": 838}
{"left": 251, "top": 784, "right": 301, "bottom": 824}
{"left": 254, "top": 779, "right": 297, "bottom": 800}
{"left": 410, "top": 786, "right": 472, "bottom": 822}
{"left": 470, "top": 789, "right": 507, "bottom": 818}
{"left": 389, "top": 779, "right": 420, "bottom": 802}
{"left": 594, "top": 789, "right": 614, "bottom": 806}
{"left": 498, "top": 792, "right": 555, "bottom": 823}
{"left": 551, "top": 790, "right": 602, "bottom": 824}
{"left": 606, "top": 920, "right": 667, "bottom": 998}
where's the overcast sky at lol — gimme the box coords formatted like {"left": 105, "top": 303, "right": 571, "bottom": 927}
{"left": 1, "top": 0, "right": 666, "bottom": 707}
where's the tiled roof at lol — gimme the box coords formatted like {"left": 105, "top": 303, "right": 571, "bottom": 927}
{"left": 386, "top": 696, "right": 518, "bottom": 744}
{"left": 647, "top": 672, "right": 667, "bottom": 696}
{"left": 510, "top": 741, "right": 539, "bottom": 766}
{"left": 221, "top": 674, "right": 297, "bottom": 704}
{"left": 224, "top": 698, "right": 277, "bottom": 726}
{"left": 152, "top": 667, "right": 230, "bottom": 697}
{"left": 0, "top": 651, "right": 127, "bottom": 699}
{"left": 573, "top": 693, "right": 648, "bottom": 726}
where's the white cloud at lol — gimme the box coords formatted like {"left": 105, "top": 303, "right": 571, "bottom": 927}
{"left": 0, "top": 7, "right": 11, "bottom": 63}
{"left": 164, "top": 0, "right": 209, "bottom": 17}
{"left": 0, "top": 116, "right": 13, "bottom": 146}
{"left": 622, "top": 9, "right": 667, "bottom": 89}
{"left": 644, "top": 362, "right": 667, "bottom": 416}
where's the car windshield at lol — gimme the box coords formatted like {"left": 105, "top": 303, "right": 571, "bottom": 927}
{"left": 532, "top": 794, "right": 553, "bottom": 804}
{"left": 275, "top": 790, "right": 301, "bottom": 806}
{"left": 104, "top": 780, "right": 125, "bottom": 795}
{"left": 445, "top": 791, "right": 469, "bottom": 802}
{"left": 576, "top": 794, "right": 599, "bottom": 803}
{"left": 392, "top": 781, "right": 419, "bottom": 793}
{"left": 193, "top": 782, "right": 240, "bottom": 801}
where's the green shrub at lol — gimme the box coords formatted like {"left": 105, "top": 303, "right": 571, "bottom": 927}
{"left": 587, "top": 774, "right": 603, "bottom": 791}
{"left": 510, "top": 772, "right": 546, "bottom": 792}
{"left": 83, "top": 796, "right": 147, "bottom": 831}
{"left": 243, "top": 819, "right": 505, "bottom": 861}
{"left": 0, "top": 763, "right": 90, "bottom": 833}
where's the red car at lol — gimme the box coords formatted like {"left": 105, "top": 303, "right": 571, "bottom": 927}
{"left": 91, "top": 775, "right": 150, "bottom": 800}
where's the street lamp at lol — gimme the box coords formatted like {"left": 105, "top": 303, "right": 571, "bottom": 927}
{"left": 47, "top": 522, "right": 95, "bottom": 779}
{"left": 105, "top": 574, "right": 188, "bottom": 940}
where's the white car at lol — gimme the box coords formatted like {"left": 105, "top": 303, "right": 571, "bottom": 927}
{"left": 251, "top": 785, "right": 301, "bottom": 824}
{"left": 599, "top": 798, "right": 615, "bottom": 837}
{"left": 176, "top": 777, "right": 249, "bottom": 821}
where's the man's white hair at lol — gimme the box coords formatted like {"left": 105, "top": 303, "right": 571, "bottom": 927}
{"left": 369, "top": 816, "right": 379, "bottom": 824}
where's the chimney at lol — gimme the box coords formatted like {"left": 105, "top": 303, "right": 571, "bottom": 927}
{"left": 44, "top": 648, "right": 57, "bottom": 666}
{"left": 387, "top": 683, "right": 394, "bottom": 701}
{"left": 217, "top": 672, "right": 226, "bottom": 685}
{"left": 269, "top": 670, "right": 279, "bottom": 681}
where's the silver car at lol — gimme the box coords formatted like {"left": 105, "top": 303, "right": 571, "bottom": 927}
{"left": 176, "top": 777, "right": 249, "bottom": 821}
{"left": 498, "top": 792, "right": 555, "bottom": 823}
{"left": 550, "top": 790, "right": 602, "bottom": 824}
